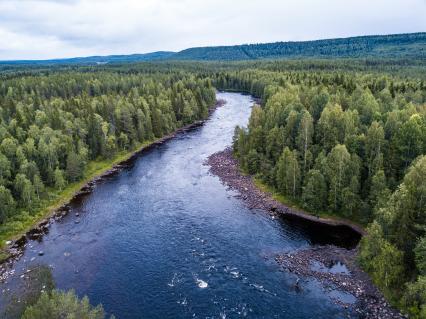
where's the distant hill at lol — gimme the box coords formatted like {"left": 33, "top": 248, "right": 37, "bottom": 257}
{"left": 0, "top": 51, "right": 175, "bottom": 65}
{"left": 172, "top": 33, "right": 426, "bottom": 61}
{"left": 1, "top": 33, "right": 425, "bottom": 65}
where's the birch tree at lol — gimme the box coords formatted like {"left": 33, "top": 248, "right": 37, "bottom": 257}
{"left": 296, "top": 111, "right": 314, "bottom": 175}
{"left": 325, "top": 144, "right": 351, "bottom": 211}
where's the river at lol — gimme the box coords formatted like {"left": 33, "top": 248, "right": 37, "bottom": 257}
{"left": 0, "top": 92, "right": 358, "bottom": 318}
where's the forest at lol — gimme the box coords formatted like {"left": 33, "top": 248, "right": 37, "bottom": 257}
{"left": 225, "top": 65, "right": 426, "bottom": 316}
{"left": 173, "top": 32, "right": 426, "bottom": 61}
{"left": 1, "top": 32, "right": 424, "bottom": 65}
{"left": 0, "top": 58, "right": 425, "bottom": 317}
{"left": 0, "top": 69, "right": 215, "bottom": 241}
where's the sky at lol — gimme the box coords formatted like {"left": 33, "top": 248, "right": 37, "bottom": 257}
{"left": 0, "top": 0, "right": 425, "bottom": 60}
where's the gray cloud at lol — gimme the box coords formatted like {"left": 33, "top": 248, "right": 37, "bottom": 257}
{"left": 0, "top": 0, "right": 425, "bottom": 60}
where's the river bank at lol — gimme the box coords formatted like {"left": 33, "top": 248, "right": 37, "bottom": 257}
{"left": 206, "top": 148, "right": 404, "bottom": 319}
{"left": 275, "top": 247, "right": 405, "bottom": 319}
{"left": 206, "top": 148, "right": 365, "bottom": 237}
{"left": 1, "top": 92, "right": 382, "bottom": 318}
{"left": 0, "top": 99, "right": 227, "bottom": 268}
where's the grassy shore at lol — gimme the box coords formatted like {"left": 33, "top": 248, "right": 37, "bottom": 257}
{"left": 0, "top": 139, "right": 155, "bottom": 261}
{"left": 252, "top": 177, "right": 367, "bottom": 229}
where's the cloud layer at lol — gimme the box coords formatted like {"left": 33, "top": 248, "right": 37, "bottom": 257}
{"left": 0, "top": 0, "right": 425, "bottom": 60}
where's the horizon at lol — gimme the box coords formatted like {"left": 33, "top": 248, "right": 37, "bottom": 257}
{"left": 0, "top": 0, "right": 425, "bottom": 60}
{"left": 0, "top": 31, "right": 424, "bottom": 62}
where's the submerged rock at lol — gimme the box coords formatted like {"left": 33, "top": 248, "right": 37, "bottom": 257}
{"left": 275, "top": 246, "right": 404, "bottom": 319}
{"left": 13, "top": 236, "right": 27, "bottom": 249}
{"left": 206, "top": 148, "right": 402, "bottom": 318}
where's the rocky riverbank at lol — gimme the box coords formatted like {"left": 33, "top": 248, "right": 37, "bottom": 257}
{"left": 275, "top": 247, "right": 405, "bottom": 319}
{"left": 0, "top": 99, "right": 226, "bottom": 274}
{"left": 206, "top": 148, "right": 365, "bottom": 236}
{"left": 206, "top": 148, "right": 405, "bottom": 319}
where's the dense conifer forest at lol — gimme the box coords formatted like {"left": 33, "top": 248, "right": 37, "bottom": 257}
{"left": 174, "top": 32, "right": 426, "bottom": 61}
{"left": 220, "top": 63, "right": 426, "bottom": 317}
{"left": 0, "top": 69, "right": 215, "bottom": 239}
{"left": 0, "top": 57, "right": 425, "bottom": 317}
{"left": 1, "top": 32, "right": 424, "bottom": 65}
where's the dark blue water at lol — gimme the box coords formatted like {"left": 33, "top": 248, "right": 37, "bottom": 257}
{"left": 1, "top": 93, "right": 356, "bottom": 318}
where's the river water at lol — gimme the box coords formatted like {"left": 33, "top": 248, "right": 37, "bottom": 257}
{"left": 1, "top": 92, "right": 358, "bottom": 318}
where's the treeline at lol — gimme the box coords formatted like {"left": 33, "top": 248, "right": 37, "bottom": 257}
{"left": 3, "top": 58, "right": 425, "bottom": 86}
{"left": 1, "top": 59, "right": 425, "bottom": 316}
{"left": 227, "top": 70, "right": 426, "bottom": 316}
{"left": 173, "top": 32, "right": 426, "bottom": 61}
{"left": 2, "top": 33, "right": 424, "bottom": 66}
{"left": 0, "top": 70, "right": 215, "bottom": 224}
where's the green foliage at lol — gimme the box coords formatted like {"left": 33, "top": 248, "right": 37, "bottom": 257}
{"left": 318, "top": 104, "right": 346, "bottom": 151}
{"left": 275, "top": 147, "right": 300, "bottom": 197}
{"left": 0, "top": 33, "right": 425, "bottom": 69}
{"left": 54, "top": 169, "right": 66, "bottom": 191}
{"left": 359, "top": 222, "right": 405, "bottom": 300}
{"left": 3, "top": 265, "right": 55, "bottom": 319}
{"left": 302, "top": 169, "right": 327, "bottom": 212}
{"left": 21, "top": 290, "right": 112, "bottom": 319}
{"left": 374, "top": 156, "right": 426, "bottom": 260}
{"left": 228, "top": 61, "right": 425, "bottom": 315}
{"left": 415, "top": 237, "right": 426, "bottom": 276}
{"left": 403, "top": 277, "right": 426, "bottom": 318}
{"left": 172, "top": 32, "right": 426, "bottom": 61}
{"left": 1, "top": 55, "right": 425, "bottom": 316}
{"left": 296, "top": 111, "right": 314, "bottom": 174}
{"left": 365, "top": 121, "right": 385, "bottom": 178}
{"left": 0, "top": 185, "right": 15, "bottom": 223}
{"left": 66, "top": 151, "right": 86, "bottom": 182}
{"left": 229, "top": 66, "right": 425, "bottom": 221}
{"left": 396, "top": 114, "right": 425, "bottom": 169}
{"left": 0, "top": 70, "right": 215, "bottom": 227}
{"left": 325, "top": 144, "right": 352, "bottom": 212}
{"left": 369, "top": 170, "right": 390, "bottom": 211}
{"left": 360, "top": 156, "right": 426, "bottom": 315}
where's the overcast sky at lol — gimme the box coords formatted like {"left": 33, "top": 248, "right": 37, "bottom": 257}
{"left": 0, "top": 0, "right": 425, "bottom": 60}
